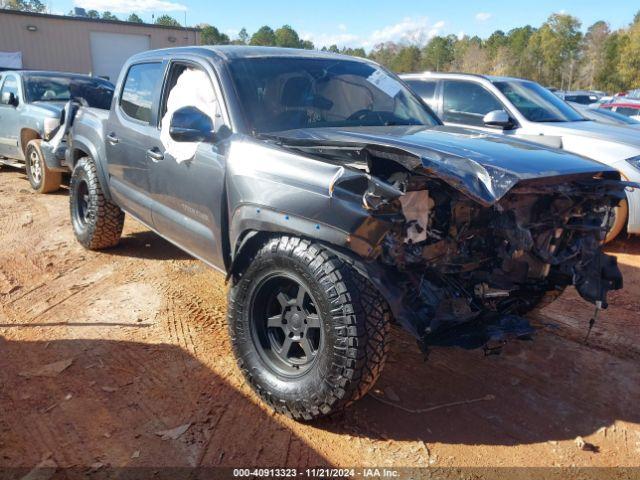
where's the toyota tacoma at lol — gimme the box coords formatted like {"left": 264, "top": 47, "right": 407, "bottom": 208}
{"left": 66, "top": 46, "right": 629, "bottom": 420}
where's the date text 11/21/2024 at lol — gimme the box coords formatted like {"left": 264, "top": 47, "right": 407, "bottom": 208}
{"left": 232, "top": 468, "right": 400, "bottom": 478}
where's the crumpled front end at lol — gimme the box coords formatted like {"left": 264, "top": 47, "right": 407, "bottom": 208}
{"left": 261, "top": 132, "right": 631, "bottom": 352}
{"left": 360, "top": 173, "right": 625, "bottom": 351}
{"left": 306, "top": 145, "right": 629, "bottom": 352}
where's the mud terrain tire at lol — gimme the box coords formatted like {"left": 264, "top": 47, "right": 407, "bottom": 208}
{"left": 25, "top": 139, "right": 61, "bottom": 194}
{"left": 228, "top": 236, "right": 391, "bottom": 421}
{"left": 70, "top": 157, "right": 124, "bottom": 250}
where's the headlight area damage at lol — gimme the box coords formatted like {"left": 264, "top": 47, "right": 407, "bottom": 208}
{"left": 270, "top": 135, "right": 631, "bottom": 354}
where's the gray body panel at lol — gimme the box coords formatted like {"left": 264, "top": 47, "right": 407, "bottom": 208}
{"left": 67, "top": 47, "right": 627, "bottom": 327}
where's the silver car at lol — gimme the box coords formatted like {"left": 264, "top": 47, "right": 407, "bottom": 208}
{"left": 401, "top": 72, "right": 640, "bottom": 240}
{"left": 570, "top": 101, "right": 640, "bottom": 129}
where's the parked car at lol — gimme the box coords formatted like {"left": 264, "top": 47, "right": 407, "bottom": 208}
{"left": 592, "top": 96, "right": 616, "bottom": 107}
{"left": 401, "top": 72, "right": 640, "bottom": 241}
{"left": 0, "top": 70, "right": 114, "bottom": 192}
{"left": 66, "top": 46, "right": 627, "bottom": 420}
{"left": 569, "top": 102, "right": 640, "bottom": 128}
{"left": 626, "top": 88, "right": 640, "bottom": 100}
{"left": 558, "top": 90, "right": 601, "bottom": 105}
{"left": 600, "top": 102, "right": 640, "bottom": 122}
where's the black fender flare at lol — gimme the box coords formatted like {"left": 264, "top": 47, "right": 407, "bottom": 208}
{"left": 227, "top": 204, "right": 351, "bottom": 279}
{"left": 227, "top": 205, "right": 421, "bottom": 337}
{"left": 69, "top": 136, "right": 113, "bottom": 202}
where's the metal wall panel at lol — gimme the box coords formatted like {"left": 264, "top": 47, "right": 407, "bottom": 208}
{"left": 0, "top": 10, "right": 200, "bottom": 76}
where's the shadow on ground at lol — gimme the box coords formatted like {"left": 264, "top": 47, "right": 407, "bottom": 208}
{"left": 319, "top": 326, "right": 640, "bottom": 446}
{"left": 107, "top": 230, "right": 193, "bottom": 261}
{"left": 0, "top": 336, "right": 328, "bottom": 470}
{"left": 606, "top": 235, "right": 640, "bottom": 255}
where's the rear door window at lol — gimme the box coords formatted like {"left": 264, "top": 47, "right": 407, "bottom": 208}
{"left": 119, "top": 63, "right": 164, "bottom": 124}
{"left": 442, "top": 80, "right": 503, "bottom": 126}
{"left": 405, "top": 79, "right": 437, "bottom": 108}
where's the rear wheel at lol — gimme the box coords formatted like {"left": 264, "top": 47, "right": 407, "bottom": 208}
{"left": 69, "top": 157, "right": 124, "bottom": 250}
{"left": 25, "top": 139, "right": 61, "bottom": 194}
{"left": 228, "top": 236, "right": 391, "bottom": 421}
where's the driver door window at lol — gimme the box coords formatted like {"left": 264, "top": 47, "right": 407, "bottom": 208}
{"left": 0, "top": 75, "right": 19, "bottom": 105}
{"left": 442, "top": 80, "right": 503, "bottom": 127}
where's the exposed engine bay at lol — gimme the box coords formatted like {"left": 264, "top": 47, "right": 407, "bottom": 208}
{"left": 270, "top": 134, "right": 629, "bottom": 352}
{"left": 375, "top": 174, "right": 624, "bottom": 350}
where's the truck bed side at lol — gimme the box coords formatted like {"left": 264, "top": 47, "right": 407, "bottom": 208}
{"left": 67, "top": 107, "right": 112, "bottom": 199}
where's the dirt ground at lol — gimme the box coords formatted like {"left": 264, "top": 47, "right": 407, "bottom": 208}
{"left": 1, "top": 167, "right": 640, "bottom": 476}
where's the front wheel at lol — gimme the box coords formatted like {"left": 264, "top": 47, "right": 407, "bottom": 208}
{"left": 69, "top": 157, "right": 124, "bottom": 250}
{"left": 605, "top": 199, "right": 628, "bottom": 243}
{"left": 25, "top": 139, "right": 61, "bottom": 193}
{"left": 228, "top": 236, "right": 391, "bottom": 421}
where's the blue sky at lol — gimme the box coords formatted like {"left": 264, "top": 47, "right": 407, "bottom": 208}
{"left": 51, "top": 0, "right": 638, "bottom": 49}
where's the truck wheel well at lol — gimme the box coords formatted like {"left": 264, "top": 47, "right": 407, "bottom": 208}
{"left": 228, "top": 231, "right": 273, "bottom": 280}
{"left": 228, "top": 230, "right": 365, "bottom": 283}
{"left": 20, "top": 129, "right": 40, "bottom": 155}
{"left": 70, "top": 148, "right": 89, "bottom": 168}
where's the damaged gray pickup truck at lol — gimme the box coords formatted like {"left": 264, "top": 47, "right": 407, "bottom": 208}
{"left": 66, "top": 46, "right": 629, "bottom": 420}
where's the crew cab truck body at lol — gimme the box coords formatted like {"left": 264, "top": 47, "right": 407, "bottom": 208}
{"left": 67, "top": 46, "right": 629, "bottom": 420}
{"left": 0, "top": 70, "right": 114, "bottom": 193}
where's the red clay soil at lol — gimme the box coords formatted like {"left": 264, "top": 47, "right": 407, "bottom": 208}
{"left": 0, "top": 168, "right": 639, "bottom": 475}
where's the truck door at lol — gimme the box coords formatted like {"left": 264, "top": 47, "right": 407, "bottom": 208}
{"left": 0, "top": 74, "right": 22, "bottom": 159}
{"left": 105, "top": 61, "right": 165, "bottom": 225}
{"left": 148, "top": 60, "right": 228, "bottom": 270}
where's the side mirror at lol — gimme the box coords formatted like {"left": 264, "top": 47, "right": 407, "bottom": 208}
{"left": 169, "top": 106, "right": 214, "bottom": 143}
{"left": 1, "top": 91, "right": 17, "bottom": 107}
{"left": 483, "top": 110, "right": 513, "bottom": 129}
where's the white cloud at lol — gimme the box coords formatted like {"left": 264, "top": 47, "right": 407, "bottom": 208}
{"left": 364, "top": 17, "right": 445, "bottom": 48}
{"left": 301, "top": 31, "right": 360, "bottom": 48}
{"left": 475, "top": 12, "right": 492, "bottom": 22}
{"left": 303, "top": 17, "right": 446, "bottom": 50}
{"left": 225, "top": 28, "right": 240, "bottom": 38}
{"left": 74, "top": 0, "right": 187, "bottom": 13}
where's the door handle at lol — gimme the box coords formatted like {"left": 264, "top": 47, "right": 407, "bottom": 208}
{"left": 146, "top": 147, "right": 164, "bottom": 162}
{"left": 106, "top": 132, "right": 119, "bottom": 144}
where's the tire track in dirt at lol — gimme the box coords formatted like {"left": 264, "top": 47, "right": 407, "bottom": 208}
{"left": 3, "top": 168, "right": 640, "bottom": 470}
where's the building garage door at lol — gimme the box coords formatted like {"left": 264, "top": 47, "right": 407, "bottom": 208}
{"left": 90, "top": 32, "right": 150, "bottom": 83}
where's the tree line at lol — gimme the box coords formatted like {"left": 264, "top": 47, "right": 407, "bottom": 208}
{"left": 367, "top": 12, "right": 640, "bottom": 92}
{"left": 149, "top": 10, "right": 640, "bottom": 93}
{"left": 2, "top": 0, "right": 639, "bottom": 91}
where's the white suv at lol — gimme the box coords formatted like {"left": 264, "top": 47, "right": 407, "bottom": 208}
{"left": 401, "top": 72, "right": 640, "bottom": 240}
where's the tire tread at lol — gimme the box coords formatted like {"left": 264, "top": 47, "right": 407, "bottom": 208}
{"left": 70, "top": 157, "right": 124, "bottom": 250}
{"left": 228, "top": 235, "right": 390, "bottom": 421}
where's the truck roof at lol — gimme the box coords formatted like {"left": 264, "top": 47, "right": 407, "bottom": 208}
{"left": 130, "top": 45, "right": 375, "bottom": 64}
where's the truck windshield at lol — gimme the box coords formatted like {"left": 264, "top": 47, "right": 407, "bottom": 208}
{"left": 228, "top": 57, "right": 439, "bottom": 133}
{"left": 24, "top": 75, "right": 114, "bottom": 109}
{"left": 493, "top": 80, "right": 585, "bottom": 123}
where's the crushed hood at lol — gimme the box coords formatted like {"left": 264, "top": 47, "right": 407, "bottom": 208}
{"left": 267, "top": 125, "right": 619, "bottom": 206}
